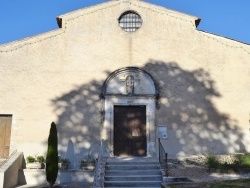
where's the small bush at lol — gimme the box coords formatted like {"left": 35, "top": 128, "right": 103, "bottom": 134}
{"left": 26, "top": 156, "right": 36, "bottom": 163}
{"left": 205, "top": 153, "right": 250, "bottom": 172}
{"left": 80, "top": 149, "right": 96, "bottom": 163}
{"left": 234, "top": 154, "right": 250, "bottom": 168}
{"left": 58, "top": 156, "right": 70, "bottom": 164}
{"left": 36, "top": 156, "right": 45, "bottom": 163}
{"left": 26, "top": 155, "right": 45, "bottom": 164}
{"left": 79, "top": 154, "right": 96, "bottom": 163}
{"left": 206, "top": 155, "right": 220, "bottom": 169}
{"left": 220, "top": 162, "right": 232, "bottom": 172}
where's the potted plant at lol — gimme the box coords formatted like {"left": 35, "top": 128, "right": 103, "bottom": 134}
{"left": 79, "top": 153, "right": 96, "bottom": 170}
{"left": 58, "top": 156, "right": 70, "bottom": 170}
{"left": 26, "top": 155, "right": 45, "bottom": 169}
{"left": 36, "top": 155, "right": 45, "bottom": 163}
{"left": 36, "top": 155, "right": 45, "bottom": 168}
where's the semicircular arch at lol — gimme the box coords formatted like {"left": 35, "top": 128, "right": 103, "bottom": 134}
{"left": 101, "top": 67, "right": 159, "bottom": 98}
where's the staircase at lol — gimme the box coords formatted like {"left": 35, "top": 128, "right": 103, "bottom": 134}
{"left": 104, "top": 157, "right": 163, "bottom": 188}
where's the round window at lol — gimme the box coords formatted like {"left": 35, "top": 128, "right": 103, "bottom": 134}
{"left": 118, "top": 11, "right": 142, "bottom": 32}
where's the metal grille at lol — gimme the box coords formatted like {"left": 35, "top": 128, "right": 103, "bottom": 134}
{"left": 119, "top": 11, "right": 142, "bottom": 32}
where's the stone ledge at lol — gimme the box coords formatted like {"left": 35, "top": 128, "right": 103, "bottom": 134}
{"left": 18, "top": 169, "right": 94, "bottom": 186}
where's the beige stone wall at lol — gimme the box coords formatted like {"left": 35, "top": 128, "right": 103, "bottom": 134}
{"left": 0, "top": 0, "right": 249, "bottom": 159}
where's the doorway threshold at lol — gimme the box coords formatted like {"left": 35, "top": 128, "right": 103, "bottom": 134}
{"left": 107, "top": 156, "right": 158, "bottom": 162}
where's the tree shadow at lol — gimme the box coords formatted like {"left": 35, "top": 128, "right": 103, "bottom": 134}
{"left": 144, "top": 60, "right": 246, "bottom": 157}
{"left": 51, "top": 60, "right": 247, "bottom": 161}
{"left": 51, "top": 80, "right": 103, "bottom": 168}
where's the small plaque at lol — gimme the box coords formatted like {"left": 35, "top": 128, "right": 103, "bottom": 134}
{"left": 158, "top": 125, "right": 167, "bottom": 139}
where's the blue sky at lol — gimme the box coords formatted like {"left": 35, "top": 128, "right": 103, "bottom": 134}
{"left": 0, "top": 0, "right": 250, "bottom": 44}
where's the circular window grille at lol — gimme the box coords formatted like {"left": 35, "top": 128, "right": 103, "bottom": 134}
{"left": 118, "top": 11, "right": 142, "bottom": 32}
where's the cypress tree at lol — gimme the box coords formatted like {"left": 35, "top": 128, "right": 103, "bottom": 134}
{"left": 46, "top": 122, "right": 58, "bottom": 188}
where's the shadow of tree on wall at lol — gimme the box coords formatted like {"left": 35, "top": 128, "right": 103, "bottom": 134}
{"left": 144, "top": 60, "right": 246, "bottom": 157}
{"left": 51, "top": 80, "right": 103, "bottom": 169}
{"left": 51, "top": 60, "right": 246, "bottom": 165}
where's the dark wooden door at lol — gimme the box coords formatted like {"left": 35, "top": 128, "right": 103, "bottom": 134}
{"left": 114, "top": 106, "right": 146, "bottom": 156}
{"left": 0, "top": 115, "right": 12, "bottom": 158}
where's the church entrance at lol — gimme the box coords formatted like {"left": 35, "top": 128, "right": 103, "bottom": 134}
{"left": 114, "top": 105, "right": 146, "bottom": 156}
{"left": 101, "top": 67, "right": 159, "bottom": 157}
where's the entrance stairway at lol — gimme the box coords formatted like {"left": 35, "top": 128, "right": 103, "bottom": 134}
{"left": 104, "top": 157, "right": 163, "bottom": 188}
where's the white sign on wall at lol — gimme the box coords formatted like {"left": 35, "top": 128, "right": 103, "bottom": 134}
{"left": 158, "top": 125, "right": 168, "bottom": 139}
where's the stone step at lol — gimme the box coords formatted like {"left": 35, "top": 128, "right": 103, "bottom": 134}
{"left": 106, "top": 164, "right": 160, "bottom": 170}
{"left": 105, "top": 169, "right": 161, "bottom": 176}
{"left": 104, "top": 158, "right": 163, "bottom": 188}
{"left": 106, "top": 157, "right": 157, "bottom": 163}
{"left": 107, "top": 161, "right": 159, "bottom": 165}
{"left": 105, "top": 186, "right": 161, "bottom": 188}
{"left": 105, "top": 187, "right": 160, "bottom": 188}
{"left": 105, "top": 175, "right": 162, "bottom": 181}
{"left": 104, "top": 181, "right": 162, "bottom": 187}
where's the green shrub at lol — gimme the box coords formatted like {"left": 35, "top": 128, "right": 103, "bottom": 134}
{"left": 206, "top": 155, "right": 220, "bottom": 169}
{"left": 79, "top": 149, "right": 96, "bottom": 163}
{"left": 46, "top": 122, "right": 58, "bottom": 188}
{"left": 26, "top": 156, "right": 36, "bottom": 163}
{"left": 58, "top": 156, "right": 70, "bottom": 164}
{"left": 36, "top": 155, "right": 45, "bottom": 163}
{"left": 205, "top": 153, "right": 250, "bottom": 172}
{"left": 220, "top": 162, "right": 233, "bottom": 172}
{"left": 234, "top": 154, "right": 250, "bottom": 168}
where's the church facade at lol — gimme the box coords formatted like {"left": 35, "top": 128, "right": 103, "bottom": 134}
{"left": 0, "top": 0, "right": 250, "bottom": 166}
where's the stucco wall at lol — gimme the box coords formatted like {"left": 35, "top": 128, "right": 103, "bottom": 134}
{"left": 0, "top": 0, "right": 249, "bottom": 159}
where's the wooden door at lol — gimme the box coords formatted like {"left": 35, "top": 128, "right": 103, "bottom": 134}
{"left": 114, "top": 106, "right": 146, "bottom": 156}
{"left": 0, "top": 115, "right": 12, "bottom": 158}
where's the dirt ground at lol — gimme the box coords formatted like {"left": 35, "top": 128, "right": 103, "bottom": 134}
{"left": 168, "top": 157, "right": 250, "bottom": 183}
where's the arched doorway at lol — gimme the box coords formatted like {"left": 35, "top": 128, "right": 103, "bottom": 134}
{"left": 101, "top": 67, "right": 159, "bottom": 157}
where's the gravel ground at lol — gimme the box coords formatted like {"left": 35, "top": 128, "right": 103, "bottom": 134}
{"left": 168, "top": 157, "right": 250, "bottom": 183}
